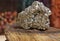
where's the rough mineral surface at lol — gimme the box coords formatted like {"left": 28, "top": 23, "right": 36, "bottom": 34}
{"left": 14, "top": 1, "right": 51, "bottom": 30}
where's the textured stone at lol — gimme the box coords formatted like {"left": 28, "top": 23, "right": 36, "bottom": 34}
{"left": 14, "top": 1, "right": 51, "bottom": 30}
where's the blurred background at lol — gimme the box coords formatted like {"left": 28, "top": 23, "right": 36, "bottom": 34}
{"left": 0, "top": 0, "right": 60, "bottom": 34}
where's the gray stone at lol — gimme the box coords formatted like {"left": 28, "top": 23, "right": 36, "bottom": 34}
{"left": 15, "top": 1, "right": 51, "bottom": 30}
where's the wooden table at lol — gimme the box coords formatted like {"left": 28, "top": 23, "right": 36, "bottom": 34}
{"left": 5, "top": 27, "right": 60, "bottom": 41}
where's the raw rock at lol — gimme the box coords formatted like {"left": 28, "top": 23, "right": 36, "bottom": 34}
{"left": 14, "top": 1, "right": 51, "bottom": 30}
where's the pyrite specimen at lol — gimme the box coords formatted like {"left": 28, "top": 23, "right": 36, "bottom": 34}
{"left": 14, "top": 1, "right": 51, "bottom": 30}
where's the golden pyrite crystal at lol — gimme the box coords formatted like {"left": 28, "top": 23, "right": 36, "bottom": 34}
{"left": 15, "top": 1, "right": 51, "bottom": 30}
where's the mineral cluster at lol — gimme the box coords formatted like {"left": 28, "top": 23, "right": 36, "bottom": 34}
{"left": 14, "top": 1, "right": 51, "bottom": 30}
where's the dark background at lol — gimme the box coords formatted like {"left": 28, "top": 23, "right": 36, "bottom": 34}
{"left": 0, "top": 0, "right": 51, "bottom": 12}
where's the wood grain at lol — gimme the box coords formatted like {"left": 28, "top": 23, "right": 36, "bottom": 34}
{"left": 51, "top": 0, "right": 60, "bottom": 28}
{"left": 5, "top": 27, "right": 60, "bottom": 41}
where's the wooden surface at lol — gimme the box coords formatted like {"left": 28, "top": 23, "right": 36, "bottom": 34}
{"left": 5, "top": 27, "right": 60, "bottom": 41}
{"left": 51, "top": 0, "right": 60, "bottom": 28}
